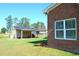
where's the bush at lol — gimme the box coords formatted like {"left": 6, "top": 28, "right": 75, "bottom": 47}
{"left": 1, "top": 27, "right": 7, "bottom": 33}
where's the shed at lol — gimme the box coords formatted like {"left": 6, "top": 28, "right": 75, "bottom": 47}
{"left": 10, "top": 26, "right": 35, "bottom": 38}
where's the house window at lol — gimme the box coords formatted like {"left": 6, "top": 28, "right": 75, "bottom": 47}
{"left": 55, "top": 18, "right": 77, "bottom": 40}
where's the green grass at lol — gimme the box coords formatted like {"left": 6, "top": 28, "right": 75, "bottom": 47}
{"left": 0, "top": 34, "right": 78, "bottom": 56}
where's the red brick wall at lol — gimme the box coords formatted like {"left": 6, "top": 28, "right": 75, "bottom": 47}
{"left": 47, "top": 3, "right": 79, "bottom": 51}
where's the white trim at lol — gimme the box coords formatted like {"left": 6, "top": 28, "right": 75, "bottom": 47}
{"left": 75, "top": 18, "right": 77, "bottom": 40}
{"left": 55, "top": 21, "right": 56, "bottom": 39}
{"left": 64, "top": 20, "right": 66, "bottom": 40}
{"left": 44, "top": 3, "right": 61, "bottom": 14}
{"left": 54, "top": 18, "right": 77, "bottom": 40}
{"left": 66, "top": 29, "right": 76, "bottom": 30}
{"left": 55, "top": 20, "right": 64, "bottom": 39}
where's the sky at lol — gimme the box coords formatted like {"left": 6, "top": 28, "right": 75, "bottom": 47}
{"left": 0, "top": 3, "right": 50, "bottom": 30}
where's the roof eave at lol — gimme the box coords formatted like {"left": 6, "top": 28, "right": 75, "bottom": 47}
{"left": 44, "top": 3, "right": 61, "bottom": 14}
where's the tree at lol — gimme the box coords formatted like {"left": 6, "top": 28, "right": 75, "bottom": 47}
{"left": 13, "top": 17, "right": 18, "bottom": 26}
{"left": 1, "top": 27, "right": 7, "bottom": 33}
{"left": 31, "top": 23, "right": 38, "bottom": 28}
{"left": 31, "top": 21, "right": 46, "bottom": 30}
{"left": 5, "top": 15, "right": 13, "bottom": 32}
{"left": 16, "top": 17, "right": 30, "bottom": 27}
{"left": 37, "top": 22, "right": 46, "bottom": 29}
{"left": 31, "top": 21, "right": 46, "bottom": 37}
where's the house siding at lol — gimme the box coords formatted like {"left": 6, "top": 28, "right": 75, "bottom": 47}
{"left": 47, "top": 3, "right": 79, "bottom": 52}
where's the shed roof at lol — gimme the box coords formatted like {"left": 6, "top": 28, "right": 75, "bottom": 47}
{"left": 12, "top": 26, "right": 46, "bottom": 32}
{"left": 13, "top": 26, "right": 34, "bottom": 31}
{"left": 34, "top": 29, "right": 46, "bottom": 32}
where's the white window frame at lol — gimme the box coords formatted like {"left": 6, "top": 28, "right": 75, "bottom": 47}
{"left": 55, "top": 18, "right": 77, "bottom": 40}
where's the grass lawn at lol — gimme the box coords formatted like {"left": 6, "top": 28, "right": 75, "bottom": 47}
{"left": 0, "top": 34, "right": 78, "bottom": 56}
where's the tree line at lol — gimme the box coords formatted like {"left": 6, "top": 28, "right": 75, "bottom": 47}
{"left": 1, "top": 15, "right": 46, "bottom": 33}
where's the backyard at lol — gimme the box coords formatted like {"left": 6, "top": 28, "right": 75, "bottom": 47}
{"left": 0, "top": 34, "right": 78, "bottom": 56}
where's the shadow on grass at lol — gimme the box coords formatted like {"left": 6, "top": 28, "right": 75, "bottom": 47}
{"left": 29, "top": 40, "right": 47, "bottom": 44}
{"left": 43, "top": 37, "right": 48, "bottom": 39}
{"left": 29, "top": 39, "right": 48, "bottom": 47}
{"left": 29, "top": 36, "right": 48, "bottom": 44}
{"left": 29, "top": 37, "right": 79, "bottom": 55}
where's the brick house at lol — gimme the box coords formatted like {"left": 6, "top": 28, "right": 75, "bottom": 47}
{"left": 44, "top": 3, "right": 79, "bottom": 52}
